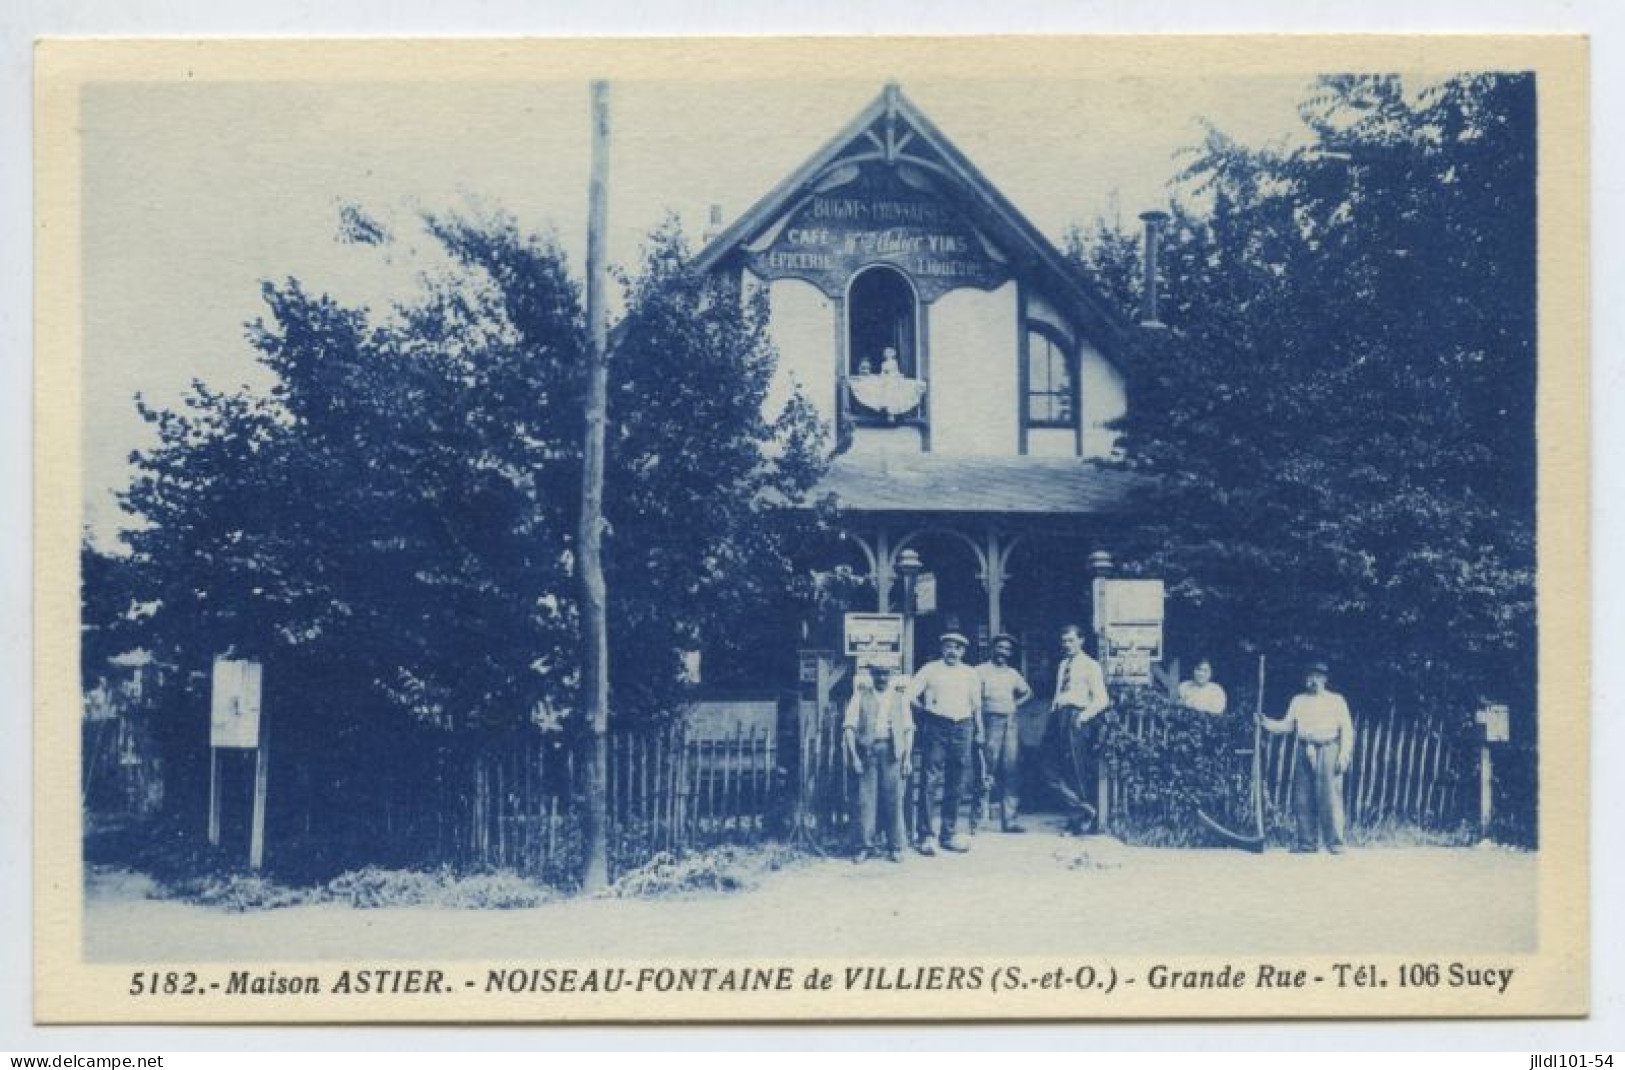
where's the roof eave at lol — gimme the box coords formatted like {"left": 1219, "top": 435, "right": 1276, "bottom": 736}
{"left": 691, "top": 88, "right": 893, "bottom": 276}
{"left": 887, "top": 92, "right": 1132, "bottom": 350}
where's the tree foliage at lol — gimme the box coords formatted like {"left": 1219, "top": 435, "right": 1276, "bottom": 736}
{"left": 603, "top": 223, "right": 828, "bottom": 715}
{"left": 90, "top": 211, "right": 826, "bottom": 866}
{"left": 119, "top": 216, "right": 586, "bottom": 740}
{"left": 1069, "top": 73, "right": 1537, "bottom": 726}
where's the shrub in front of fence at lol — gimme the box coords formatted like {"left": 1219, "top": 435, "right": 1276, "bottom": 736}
{"left": 1100, "top": 688, "right": 1251, "bottom": 847}
{"left": 605, "top": 843, "right": 802, "bottom": 899}
{"left": 1100, "top": 686, "right": 1488, "bottom": 848}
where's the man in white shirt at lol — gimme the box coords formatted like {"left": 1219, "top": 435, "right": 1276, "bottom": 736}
{"left": 1041, "top": 624, "right": 1110, "bottom": 834}
{"left": 906, "top": 631, "right": 983, "bottom": 854}
{"left": 1259, "top": 660, "right": 1356, "bottom": 854}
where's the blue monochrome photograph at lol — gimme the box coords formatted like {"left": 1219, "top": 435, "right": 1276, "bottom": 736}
{"left": 38, "top": 36, "right": 1590, "bottom": 1023}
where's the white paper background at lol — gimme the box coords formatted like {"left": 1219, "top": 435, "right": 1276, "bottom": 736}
{"left": 3, "top": 0, "right": 1620, "bottom": 1053}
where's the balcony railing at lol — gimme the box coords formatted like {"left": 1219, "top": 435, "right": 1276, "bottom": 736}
{"left": 848, "top": 372, "right": 926, "bottom": 424}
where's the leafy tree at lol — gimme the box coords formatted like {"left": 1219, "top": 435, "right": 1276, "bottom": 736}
{"left": 123, "top": 219, "right": 584, "bottom": 730}
{"left": 81, "top": 536, "right": 138, "bottom": 687}
{"left": 107, "top": 216, "right": 589, "bottom": 870}
{"left": 603, "top": 223, "right": 828, "bottom": 719}
{"left": 102, "top": 211, "right": 826, "bottom": 874}
{"left": 1069, "top": 73, "right": 1537, "bottom": 739}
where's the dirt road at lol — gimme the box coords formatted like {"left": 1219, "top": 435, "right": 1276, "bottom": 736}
{"left": 83, "top": 823, "right": 1536, "bottom": 962}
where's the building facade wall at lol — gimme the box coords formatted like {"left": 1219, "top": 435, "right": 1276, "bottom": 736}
{"left": 760, "top": 274, "right": 838, "bottom": 428}
{"left": 1025, "top": 292, "right": 1077, "bottom": 346}
{"left": 1079, "top": 340, "right": 1127, "bottom": 459}
{"left": 748, "top": 236, "right": 1123, "bottom": 459}
{"left": 927, "top": 281, "right": 1020, "bottom": 455}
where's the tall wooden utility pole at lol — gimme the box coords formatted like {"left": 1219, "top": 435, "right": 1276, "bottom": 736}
{"left": 579, "top": 80, "right": 613, "bottom": 893}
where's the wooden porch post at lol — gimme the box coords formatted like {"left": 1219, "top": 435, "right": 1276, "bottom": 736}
{"left": 873, "top": 527, "right": 894, "bottom": 613}
{"left": 983, "top": 527, "right": 1004, "bottom": 639}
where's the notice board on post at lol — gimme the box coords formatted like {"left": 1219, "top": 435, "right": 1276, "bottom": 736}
{"left": 1092, "top": 578, "right": 1165, "bottom": 686}
{"left": 209, "top": 657, "right": 263, "bottom": 749}
{"left": 843, "top": 613, "right": 904, "bottom": 669}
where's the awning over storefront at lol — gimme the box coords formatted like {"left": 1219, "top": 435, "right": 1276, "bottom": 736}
{"left": 812, "top": 453, "right": 1146, "bottom": 515}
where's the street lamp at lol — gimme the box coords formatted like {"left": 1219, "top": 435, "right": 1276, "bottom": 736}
{"left": 895, "top": 547, "right": 924, "bottom": 676}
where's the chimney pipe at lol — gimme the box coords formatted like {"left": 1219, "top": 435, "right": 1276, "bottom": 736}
{"left": 1138, "top": 209, "right": 1170, "bottom": 328}
{"left": 703, "top": 203, "right": 725, "bottom": 245}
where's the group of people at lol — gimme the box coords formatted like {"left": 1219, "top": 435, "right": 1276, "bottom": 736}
{"left": 840, "top": 624, "right": 1109, "bottom": 862}
{"left": 840, "top": 626, "right": 1357, "bottom": 862}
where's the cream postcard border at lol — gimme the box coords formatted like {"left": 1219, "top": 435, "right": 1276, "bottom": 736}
{"left": 32, "top": 34, "right": 1590, "bottom": 1023}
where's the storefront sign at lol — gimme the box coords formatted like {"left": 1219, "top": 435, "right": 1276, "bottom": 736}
{"left": 746, "top": 163, "right": 1008, "bottom": 300}
{"left": 1101, "top": 627, "right": 1162, "bottom": 686}
{"left": 913, "top": 572, "right": 937, "bottom": 616}
{"left": 843, "top": 613, "right": 905, "bottom": 668}
{"left": 797, "top": 649, "right": 832, "bottom": 686}
{"left": 1093, "top": 578, "right": 1166, "bottom": 686}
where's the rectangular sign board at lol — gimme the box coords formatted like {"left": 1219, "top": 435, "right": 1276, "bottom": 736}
{"left": 1478, "top": 702, "right": 1512, "bottom": 743}
{"left": 913, "top": 571, "right": 937, "bottom": 616}
{"left": 208, "top": 657, "right": 262, "bottom": 749}
{"left": 1095, "top": 580, "right": 1166, "bottom": 685}
{"left": 843, "top": 612, "right": 904, "bottom": 668}
{"left": 1094, "top": 578, "right": 1167, "bottom": 628}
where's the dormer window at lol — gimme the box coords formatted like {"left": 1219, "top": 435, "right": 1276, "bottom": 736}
{"left": 1025, "top": 324, "right": 1077, "bottom": 428}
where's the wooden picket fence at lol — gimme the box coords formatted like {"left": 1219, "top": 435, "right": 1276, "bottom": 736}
{"left": 1104, "top": 706, "right": 1476, "bottom": 838}
{"left": 298, "top": 700, "right": 1491, "bottom": 880}
{"left": 84, "top": 684, "right": 1504, "bottom": 883}
{"left": 789, "top": 710, "right": 857, "bottom": 847}
{"left": 787, "top": 703, "right": 1479, "bottom": 848}
{"left": 447, "top": 722, "right": 780, "bottom": 881}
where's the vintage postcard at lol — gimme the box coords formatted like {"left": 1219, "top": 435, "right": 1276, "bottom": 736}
{"left": 34, "top": 35, "right": 1589, "bottom": 1023}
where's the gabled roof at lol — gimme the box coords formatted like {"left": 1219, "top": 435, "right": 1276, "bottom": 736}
{"left": 693, "top": 83, "right": 1130, "bottom": 355}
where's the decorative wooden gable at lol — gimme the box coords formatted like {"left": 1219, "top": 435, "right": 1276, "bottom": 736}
{"left": 739, "top": 150, "right": 1010, "bottom": 302}
{"left": 694, "top": 83, "right": 1129, "bottom": 353}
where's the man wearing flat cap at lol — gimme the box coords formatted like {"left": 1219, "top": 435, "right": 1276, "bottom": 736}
{"left": 1259, "top": 660, "right": 1356, "bottom": 854}
{"left": 905, "top": 630, "right": 984, "bottom": 854}
{"left": 976, "top": 634, "right": 1033, "bottom": 832}
{"left": 843, "top": 660, "right": 914, "bottom": 863}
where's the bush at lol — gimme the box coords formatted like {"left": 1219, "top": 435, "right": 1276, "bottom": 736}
{"left": 1348, "top": 819, "right": 1477, "bottom": 849}
{"left": 325, "top": 866, "right": 557, "bottom": 909}
{"left": 165, "top": 873, "right": 321, "bottom": 912}
{"left": 1100, "top": 686, "right": 1254, "bottom": 846}
{"left": 150, "top": 864, "right": 560, "bottom": 912}
{"left": 435, "top": 871, "right": 561, "bottom": 909}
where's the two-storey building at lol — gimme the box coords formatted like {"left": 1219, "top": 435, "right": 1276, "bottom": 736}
{"left": 695, "top": 83, "right": 1161, "bottom": 685}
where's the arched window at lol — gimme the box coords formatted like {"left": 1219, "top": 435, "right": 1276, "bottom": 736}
{"left": 847, "top": 266, "right": 917, "bottom": 379}
{"left": 1025, "top": 326, "right": 1077, "bottom": 428}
